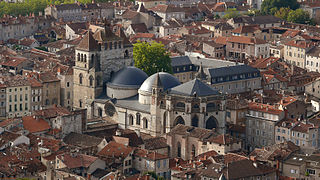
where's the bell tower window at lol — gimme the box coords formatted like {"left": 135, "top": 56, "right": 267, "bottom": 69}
{"left": 79, "top": 73, "right": 83, "bottom": 84}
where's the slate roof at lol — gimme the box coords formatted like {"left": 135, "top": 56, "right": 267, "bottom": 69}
{"left": 208, "top": 65, "right": 260, "bottom": 78}
{"left": 169, "top": 79, "right": 219, "bottom": 97}
{"left": 307, "top": 46, "right": 320, "bottom": 57}
{"left": 109, "top": 66, "right": 148, "bottom": 88}
{"left": 130, "top": 23, "right": 148, "bottom": 33}
{"left": 171, "top": 56, "right": 193, "bottom": 66}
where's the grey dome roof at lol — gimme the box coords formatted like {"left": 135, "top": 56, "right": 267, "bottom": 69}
{"left": 139, "top": 72, "right": 181, "bottom": 93}
{"left": 109, "top": 66, "right": 148, "bottom": 88}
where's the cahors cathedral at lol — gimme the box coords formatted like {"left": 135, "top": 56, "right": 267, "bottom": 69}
{"left": 73, "top": 27, "right": 227, "bottom": 136}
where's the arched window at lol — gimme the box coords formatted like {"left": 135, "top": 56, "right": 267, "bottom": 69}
{"left": 81, "top": 54, "right": 83, "bottom": 62}
{"left": 109, "top": 42, "right": 112, "bottom": 50}
{"left": 129, "top": 114, "right": 134, "bottom": 125}
{"left": 84, "top": 54, "right": 87, "bottom": 62}
{"left": 79, "top": 100, "right": 82, "bottom": 108}
{"left": 77, "top": 53, "right": 80, "bottom": 61}
{"left": 176, "top": 102, "right": 185, "bottom": 108}
{"left": 191, "top": 145, "right": 196, "bottom": 158}
{"left": 114, "top": 42, "right": 117, "bottom": 49}
{"left": 89, "top": 76, "right": 94, "bottom": 86}
{"left": 91, "top": 54, "right": 94, "bottom": 65}
{"left": 177, "top": 142, "right": 181, "bottom": 157}
{"left": 119, "top": 41, "right": 122, "bottom": 48}
{"left": 98, "top": 108, "right": 103, "bottom": 117}
{"left": 192, "top": 116, "right": 199, "bottom": 127}
{"left": 79, "top": 74, "right": 83, "bottom": 85}
{"left": 144, "top": 118, "right": 148, "bottom": 129}
{"left": 45, "top": 99, "right": 50, "bottom": 105}
{"left": 163, "top": 112, "right": 167, "bottom": 134}
{"left": 124, "top": 50, "right": 129, "bottom": 57}
{"left": 136, "top": 113, "right": 141, "bottom": 125}
{"left": 96, "top": 76, "right": 101, "bottom": 86}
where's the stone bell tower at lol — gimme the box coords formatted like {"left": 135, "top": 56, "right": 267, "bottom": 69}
{"left": 73, "top": 31, "right": 103, "bottom": 113}
{"left": 150, "top": 73, "right": 163, "bottom": 136}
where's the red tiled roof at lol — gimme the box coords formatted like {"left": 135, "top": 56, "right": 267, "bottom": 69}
{"left": 292, "top": 123, "right": 314, "bottom": 133}
{"left": 285, "top": 40, "right": 315, "bottom": 49}
{"left": 248, "top": 102, "right": 283, "bottom": 115}
{"left": 98, "top": 141, "right": 133, "bottom": 158}
{"left": 56, "top": 153, "right": 98, "bottom": 169}
{"left": 1, "top": 57, "right": 28, "bottom": 67}
{"left": 250, "top": 57, "right": 280, "bottom": 69}
{"left": 134, "top": 148, "right": 168, "bottom": 161}
{"left": 227, "top": 36, "right": 266, "bottom": 45}
{"left": 34, "top": 106, "right": 71, "bottom": 118}
{"left": 22, "top": 116, "right": 50, "bottom": 133}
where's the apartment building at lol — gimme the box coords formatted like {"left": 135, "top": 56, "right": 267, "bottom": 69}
{"left": 246, "top": 102, "right": 285, "bottom": 151}
{"left": 208, "top": 65, "right": 262, "bottom": 94}
{"left": 306, "top": 46, "right": 320, "bottom": 72}
{"left": 275, "top": 118, "right": 319, "bottom": 154}
{"left": 284, "top": 39, "right": 315, "bottom": 69}
{"left": 226, "top": 36, "right": 270, "bottom": 59}
{"left": 5, "top": 77, "right": 31, "bottom": 118}
{"left": 28, "top": 78, "right": 43, "bottom": 112}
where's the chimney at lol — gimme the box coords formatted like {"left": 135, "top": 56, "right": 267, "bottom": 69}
{"left": 115, "top": 129, "right": 121, "bottom": 136}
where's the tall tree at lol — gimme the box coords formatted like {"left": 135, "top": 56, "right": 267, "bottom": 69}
{"left": 261, "top": 0, "right": 299, "bottom": 15}
{"left": 223, "top": 8, "right": 240, "bottom": 19}
{"left": 287, "top": 9, "right": 311, "bottom": 24}
{"left": 133, "top": 41, "right": 172, "bottom": 76}
{"left": 274, "top": 7, "right": 292, "bottom": 20}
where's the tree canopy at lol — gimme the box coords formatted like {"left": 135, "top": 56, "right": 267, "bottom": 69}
{"left": 261, "top": 0, "right": 299, "bottom": 15}
{"left": 222, "top": 8, "right": 241, "bottom": 19}
{"left": 287, "top": 9, "right": 312, "bottom": 24}
{"left": 133, "top": 41, "right": 172, "bottom": 76}
{"left": 0, "top": 0, "right": 112, "bottom": 17}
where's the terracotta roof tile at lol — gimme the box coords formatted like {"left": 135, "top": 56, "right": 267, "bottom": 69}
{"left": 98, "top": 141, "right": 133, "bottom": 158}
{"left": 76, "top": 31, "right": 100, "bottom": 51}
{"left": 22, "top": 116, "right": 50, "bottom": 133}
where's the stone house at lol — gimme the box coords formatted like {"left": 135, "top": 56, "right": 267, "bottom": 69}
{"left": 227, "top": 16, "right": 282, "bottom": 29}
{"left": 226, "top": 36, "right": 270, "bottom": 59}
{"left": 226, "top": 98, "right": 248, "bottom": 125}
{"left": 55, "top": 153, "right": 106, "bottom": 178}
{"left": 135, "top": 0, "right": 166, "bottom": 9}
{"left": 159, "top": 18, "right": 184, "bottom": 37}
{"left": 0, "top": 15, "right": 52, "bottom": 41}
{"left": 305, "top": 77, "right": 320, "bottom": 112}
{"left": 284, "top": 39, "right": 315, "bottom": 69}
{"left": 27, "top": 77, "right": 43, "bottom": 112}
{"left": 38, "top": 71, "right": 61, "bottom": 107}
{"left": 0, "top": 131, "right": 30, "bottom": 150}
{"left": 277, "top": 119, "right": 319, "bottom": 154}
{"left": 306, "top": 46, "right": 320, "bottom": 72}
{"left": 45, "top": 4, "right": 83, "bottom": 22}
{"left": 5, "top": 76, "right": 32, "bottom": 118}
{"left": 55, "top": 65, "right": 73, "bottom": 109}
{"left": 150, "top": 4, "right": 185, "bottom": 22}
{"left": 34, "top": 106, "right": 83, "bottom": 138}
{"left": 166, "top": 124, "right": 241, "bottom": 160}
{"left": 282, "top": 154, "right": 320, "bottom": 179}
{"left": 203, "top": 41, "right": 225, "bottom": 58}
{"left": 207, "top": 65, "right": 262, "bottom": 94}
{"left": 133, "top": 148, "right": 170, "bottom": 179}
{"left": 246, "top": 102, "right": 285, "bottom": 151}
{"left": 65, "top": 22, "right": 87, "bottom": 40}
{"left": 97, "top": 141, "right": 134, "bottom": 175}
{"left": 63, "top": 132, "right": 107, "bottom": 155}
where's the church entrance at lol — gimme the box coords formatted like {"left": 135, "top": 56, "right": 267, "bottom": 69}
{"left": 206, "top": 116, "right": 218, "bottom": 130}
{"left": 174, "top": 116, "right": 185, "bottom": 126}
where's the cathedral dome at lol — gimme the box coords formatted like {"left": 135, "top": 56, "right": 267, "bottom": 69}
{"left": 139, "top": 72, "right": 181, "bottom": 93}
{"left": 109, "top": 66, "right": 148, "bottom": 88}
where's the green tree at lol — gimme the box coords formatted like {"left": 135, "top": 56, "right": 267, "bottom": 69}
{"left": 261, "top": 0, "right": 299, "bottom": 15}
{"left": 133, "top": 41, "right": 172, "bottom": 76}
{"left": 245, "top": 9, "right": 262, "bottom": 16}
{"left": 287, "top": 9, "right": 311, "bottom": 24}
{"left": 274, "top": 7, "right": 291, "bottom": 20}
{"left": 223, "top": 8, "right": 240, "bottom": 19}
